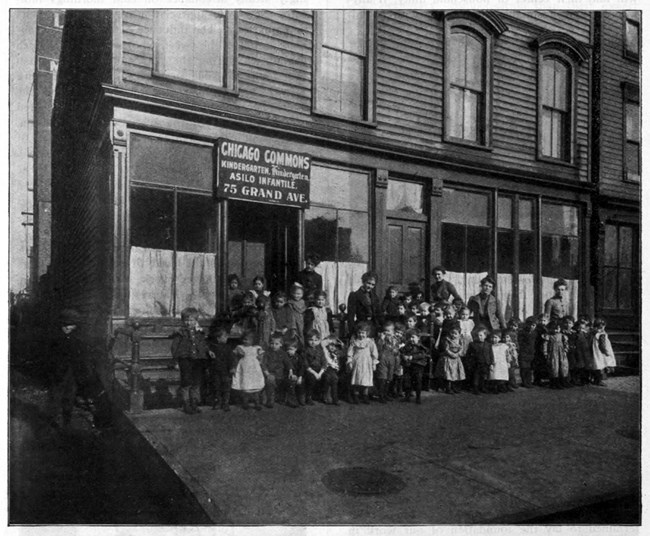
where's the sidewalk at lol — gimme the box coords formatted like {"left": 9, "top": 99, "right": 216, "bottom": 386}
{"left": 127, "top": 377, "right": 641, "bottom": 525}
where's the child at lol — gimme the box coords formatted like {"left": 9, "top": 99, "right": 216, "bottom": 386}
{"left": 392, "top": 323, "right": 407, "bottom": 398}
{"left": 251, "top": 275, "right": 271, "bottom": 299}
{"left": 465, "top": 327, "right": 491, "bottom": 395}
{"left": 458, "top": 306, "right": 475, "bottom": 358}
{"left": 436, "top": 322, "right": 466, "bottom": 394}
{"left": 296, "top": 253, "right": 323, "bottom": 305}
{"left": 172, "top": 307, "right": 213, "bottom": 414}
{"left": 288, "top": 283, "right": 307, "bottom": 344}
{"left": 573, "top": 316, "right": 591, "bottom": 386}
{"left": 255, "top": 295, "right": 277, "bottom": 350}
{"left": 231, "top": 330, "right": 265, "bottom": 410}
{"left": 260, "top": 332, "right": 293, "bottom": 408}
{"left": 589, "top": 317, "right": 616, "bottom": 386}
{"left": 503, "top": 330, "right": 519, "bottom": 390}
{"left": 408, "top": 302, "right": 421, "bottom": 322}
{"left": 382, "top": 286, "right": 401, "bottom": 322}
{"left": 347, "top": 322, "right": 379, "bottom": 404}
{"left": 488, "top": 331, "right": 510, "bottom": 393}
{"left": 304, "top": 290, "right": 334, "bottom": 341}
{"left": 418, "top": 302, "right": 431, "bottom": 330}
{"left": 321, "top": 336, "right": 343, "bottom": 405}
{"left": 400, "top": 329, "right": 429, "bottom": 404}
{"left": 227, "top": 274, "right": 246, "bottom": 315}
{"left": 507, "top": 317, "right": 522, "bottom": 334}
{"left": 452, "top": 298, "right": 465, "bottom": 316}
{"left": 285, "top": 340, "right": 304, "bottom": 407}
{"left": 517, "top": 316, "right": 537, "bottom": 388}
{"left": 532, "top": 314, "right": 550, "bottom": 386}
{"left": 271, "top": 291, "right": 300, "bottom": 343}
{"left": 562, "top": 316, "right": 577, "bottom": 386}
{"left": 428, "top": 304, "right": 446, "bottom": 391}
{"left": 207, "top": 326, "right": 234, "bottom": 411}
{"left": 303, "top": 329, "right": 328, "bottom": 405}
{"left": 231, "top": 291, "right": 258, "bottom": 337}
{"left": 395, "top": 302, "right": 408, "bottom": 326}
{"left": 375, "top": 321, "right": 401, "bottom": 403}
{"left": 543, "top": 321, "right": 570, "bottom": 389}
{"left": 404, "top": 313, "right": 419, "bottom": 333}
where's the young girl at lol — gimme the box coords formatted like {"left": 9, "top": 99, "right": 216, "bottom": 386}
{"left": 466, "top": 327, "right": 491, "bottom": 395}
{"left": 288, "top": 283, "right": 307, "bottom": 344}
{"left": 250, "top": 275, "right": 271, "bottom": 300}
{"left": 231, "top": 330, "right": 265, "bottom": 410}
{"left": 382, "top": 286, "right": 401, "bottom": 322}
{"left": 503, "top": 331, "right": 519, "bottom": 390}
{"left": 346, "top": 322, "right": 379, "bottom": 404}
{"left": 437, "top": 323, "right": 466, "bottom": 394}
{"left": 231, "top": 291, "right": 258, "bottom": 337}
{"left": 375, "top": 321, "right": 401, "bottom": 403}
{"left": 518, "top": 317, "right": 537, "bottom": 388}
{"left": 458, "top": 306, "right": 475, "bottom": 358}
{"left": 488, "top": 332, "right": 510, "bottom": 393}
{"left": 227, "top": 274, "right": 246, "bottom": 315}
{"left": 271, "top": 291, "right": 299, "bottom": 343}
{"left": 589, "top": 317, "right": 616, "bottom": 386}
{"left": 562, "top": 316, "right": 577, "bottom": 386}
{"left": 573, "top": 316, "right": 591, "bottom": 386}
{"left": 532, "top": 314, "right": 550, "bottom": 386}
{"left": 321, "top": 336, "right": 343, "bottom": 405}
{"left": 255, "top": 295, "right": 277, "bottom": 350}
{"left": 543, "top": 321, "right": 570, "bottom": 389}
{"left": 304, "top": 290, "right": 334, "bottom": 341}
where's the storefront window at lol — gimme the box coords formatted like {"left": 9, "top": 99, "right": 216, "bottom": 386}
{"left": 497, "top": 196, "right": 514, "bottom": 321}
{"left": 518, "top": 199, "right": 536, "bottom": 321}
{"left": 306, "top": 165, "right": 369, "bottom": 310}
{"left": 603, "top": 224, "right": 635, "bottom": 311}
{"left": 441, "top": 188, "right": 490, "bottom": 302}
{"left": 387, "top": 180, "right": 424, "bottom": 214}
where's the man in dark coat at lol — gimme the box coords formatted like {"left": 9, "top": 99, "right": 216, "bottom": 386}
{"left": 467, "top": 276, "right": 506, "bottom": 333}
{"left": 346, "top": 271, "right": 383, "bottom": 337}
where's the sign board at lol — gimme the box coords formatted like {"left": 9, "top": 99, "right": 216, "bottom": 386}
{"left": 217, "top": 139, "right": 311, "bottom": 208}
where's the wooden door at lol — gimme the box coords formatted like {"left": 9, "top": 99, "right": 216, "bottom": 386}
{"left": 386, "top": 219, "right": 426, "bottom": 293}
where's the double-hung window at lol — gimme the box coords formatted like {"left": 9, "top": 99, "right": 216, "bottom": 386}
{"left": 624, "top": 11, "right": 640, "bottom": 60}
{"left": 623, "top": 83, "right": 640, "bottom": 182}
{"left": 539, "top": 55, "right": 571, "bottom": 161}
{"left": 313, "top": 10, "right": 375, "bottom": 122}
{"left": 154, "top": 10, "right": 237, "bottom": 91}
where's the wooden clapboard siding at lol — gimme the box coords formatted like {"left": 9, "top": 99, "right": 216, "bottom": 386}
{"left": 116, "top": 9, "right": 591, "bottom": 182}
{"left": 597, "top": 11, "right": 640, "bottom": 201}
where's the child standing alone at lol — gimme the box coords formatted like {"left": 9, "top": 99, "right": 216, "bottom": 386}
{"left": 231, "top": 330, "right": 266, "bottom": 410}
{"left": 347, "top": 322, "right": 379, "bottom": 404}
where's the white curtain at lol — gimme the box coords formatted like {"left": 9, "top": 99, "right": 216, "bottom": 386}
{"left": 129, "top": 247, "right": 174, "bottom": 317}
{"left": 519, "top": 274, "right": 535, "bottom": 322}
{"left": 542, "top": 277, "right": 579, "bottom": 318}
{"left": 316, "top": 261, "right": 368, "bottom": 312}
{"left": 446, "top": 271, "right": 488, "bottom": 304}
{"left": 175, "top": 251, "right": 216, "bottom": 317}
{"left": 497, "top": 274, "right": 513, "bottom": 322}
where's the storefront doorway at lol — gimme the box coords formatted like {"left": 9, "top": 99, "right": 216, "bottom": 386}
{"left": 227, "top": 201, "right": 300, "bottom": 294}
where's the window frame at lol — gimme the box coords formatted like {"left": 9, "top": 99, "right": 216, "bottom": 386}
{"left": 312, "top": 10, "right": 377, "bottom": 125}
{"left": 153, "top": 9, "right": 238, "bottom": 93}
{"left": 623, "top": 11, "right": 640, "bottom": 61}
{"left": 622, "top": 82, "right": 640, "bottom": 183}
{"left": 443, "top": 17, "right": 495, "bottom": 149}
{"left": 536, "top": 49, "right": 577, "bottom": 165}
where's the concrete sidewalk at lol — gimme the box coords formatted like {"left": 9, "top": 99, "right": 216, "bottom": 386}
{"left": 126, "top": 378, "right": 640, "bottom": 524}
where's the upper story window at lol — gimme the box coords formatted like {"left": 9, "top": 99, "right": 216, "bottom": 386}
{"left": 623, "top": 83, "right": 640, "bottom": 182}
{"left": 154, "top": 10, "right": 237, "bottom": 91}
{"left": 443, "top": 12, "right": 506, "bottom": 148}
{"left": 624, "top": 11, "right": 640, "bottom": 60}
{"left": 313, "top": 10, "right": 376, "bottom": 123}
{"left": 534, "top": 33, "right": 588, "bottom": 165}
{"left": 540, "top": 55, "right": 571, "bottom": 161}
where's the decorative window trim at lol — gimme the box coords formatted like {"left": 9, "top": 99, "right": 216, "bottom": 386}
{"left": 622, "top": 82, "right": 640, "bottom": 183}
{"left": 152, "top": 10, "right": 238, "bottom": 94}
{"left": 312, "top": 10, "right": 377, "bottom": 125}
{"left": 443, "top": 12, "right": 505, "bottom": 148}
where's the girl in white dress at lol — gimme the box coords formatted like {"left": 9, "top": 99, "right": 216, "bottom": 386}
{"left": 231, "top": 330, "right": 266, "bottom": 410}
{"left": 488, "top": 332, "right": 510, "bottom": 393}
{"left": 346, "top": 322, "right": 379, "bottom": 404}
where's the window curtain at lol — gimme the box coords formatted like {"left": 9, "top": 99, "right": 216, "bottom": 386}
{"left": 542, "top": 277, "right": 579, "bottom": 318}
{"left": 175, "top": 251, "right": 216, "bottom": 317}
{"left": 497, "top": 274, "right": 513, "bottom": 322}
{"left": 316, "top": 261, "right": 368, "bottom": 312}
{"left": 129, "top": 247, "right": 173, "bottom": 317}
{"left": 446, "top": 271, "right": 488, "bottom": 304}
{"left": 518, "top": 274, "right": 535, "bottom": 322}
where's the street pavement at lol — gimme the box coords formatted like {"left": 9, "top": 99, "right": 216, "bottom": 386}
{"left": 127, "top": 376, "right": 641, "bottom": 525}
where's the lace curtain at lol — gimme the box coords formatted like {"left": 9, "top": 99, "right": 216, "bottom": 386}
{"left": 316, "top": 261, "right": 368, "bottom": 312}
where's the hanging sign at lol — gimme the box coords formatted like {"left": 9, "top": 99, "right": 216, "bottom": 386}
{"left": 217, "top": 139, "right": 311, "bottom": 208}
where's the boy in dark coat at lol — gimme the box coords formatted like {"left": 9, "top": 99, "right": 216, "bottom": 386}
{"left": 207, "top": 326, "right": 234, "bottom": 411}
{"left": 466, "top": 327, "right": 491, "bottom": 394}
{"left": 400, "top": 329, "right": 430, "bottom": 404}
{"left": 303, "top": 329, "right": 329, "bottom": 405}
{"left": 260, "top": 332, "right": 294, "bottom": 408}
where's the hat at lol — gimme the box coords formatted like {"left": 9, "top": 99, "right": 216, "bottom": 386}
{"left": 59, "top": 308, "right": 82, "bottom": 326}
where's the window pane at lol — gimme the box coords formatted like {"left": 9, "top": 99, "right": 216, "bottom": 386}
{"left": 626, "top": 143, "right": 640, "bottom": 180}
{"left": 541, "top": 204, "right": 578, "bottom": 236}
{"left": 343, "top": 10, "right": 366, "bottom": 55}
{"left": 405, "top": 226, "right": 424, "bottom": 284}
{"left": 619, "top": 226, "right": 633, "bottom": 267}
{"left": 194, "top": 13, "right": 225, "bottom": 86}
{"left": 176, "top": 194, "right": 215, "bottom": 253}
{"left": 626, "top": 20, "right": 639, "bottom": 55}
{"left": 388, "top": 224, "right": 404, "bottom": 284}
{"left": 465, "top": 34, "right": 484, "bottom": 91}
{"left": 519, "top": 231, "right": 535, "bottom": 273}
{"left": 554, "top": 61, "right": 568, "bottom": 111}
{"left": 442, "top": 188, "right": 488, "bottom": 226}
{"left": 498, "top": 197, "right": 512, "bottom": 229}
{"left": 321, "top": 10, "right": 343, "bottom": 49}
{"left": 463, "top": 90, "right": 479, "bottom": 142}
{"left": 387, "top": 180, "right": 424, "bottom": 214}
{"left": 448, "top": 87, "right": 464, "bottom": 139}
{"left": 130, "top": 134, "right": 213, "bottom": 191}
{"left": 498, "top": 231, "right": 514, "bottom": 273}
{"left": 467, "top": 227, "right": 491, "bottom": 273}
{"left": 626, "top": 103, "right": 640, "bottom": 142}
{"left": 541, "top": 108, "right": 553, "bottom": 156}
{"left": 519, "top": 199, "right": 533, "bottom": 231}
{"left": 310, "top": 165, "right": 369, "bottom": 211}
{"left": 340, "top": 53, "right": 363, "bottom": 119}
{"left": 604, "top": 224, "right": 618, "bottom": 265}
{"left": 442, "top": 223, "right": 465, "bottom": 272}
{"left": 541, "top": 59, "right": 555, "bottom": 106}
{"left": 542, "top": 235, "right": 579, "bottom": 279}
{"left": 602, "top": 267, "right": 618, "bottom": 308}
{"left": 618, "top": 268, "right": 632, "bottom": 309}
{"left": 305, "top": 206, "right": 337, "bottom": 261}
{"left": 449, "top": 33, "right": 466, "bottom": 86}
{"left": 130, "top": 188, "right": 174, "bottom": 250}
{"left": 338, "top": 210, "right": 369, "bottom": 263}
{"left": 318, "top": 48, "right": 342, "bottom": 115}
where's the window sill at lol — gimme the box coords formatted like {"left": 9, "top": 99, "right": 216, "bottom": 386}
{"left": 311, "top": 109, "right": 377, "bottom": 128}
{"left": 623, "top": 49, "right": 639, "bottom": 63}
{"left": 536, "top": 155, "right": 578, "bottom": 169}
{"left": 152, "top": 71, "right": 239, "bottom": 96}
{"left": 444, "top": 138, "right": 493, "bottom": 152}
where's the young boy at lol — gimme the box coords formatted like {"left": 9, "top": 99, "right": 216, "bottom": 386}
{"left": 517, "top": 317, "right": 537, "bottom": 388}
{"left": 288, "top": 283, "right": 307, "bottom": 344}
{"left": 321, "top": 336, "right": 343, "bottom": 405}
{"left": 296, "top": 253, "right": 323, "bottom": 305}
{"left": 376, "top": 321, "right": 401, "bottom": 403}
{"left": 172, "top": 307, "right": 213, "bottom": 414}
{"left": 271, "top": 291, "right": 299, "bottom": 343}
{"left": 207, "top": 326, "right": 234, "bottom": 411}
{"left": 400, "top": 329, "right": 429, "bottom": 404}
{"left": 303, "top": 329, "right": 328, "bottom": 405}
{"left": 285, "top": 340, "right": 304, "bottom": 407}
{"left": 260, "top": 332, "right": 293, "bottom": 408}
{"left": 466, "top": 327, "right": 491, "bottom": 395}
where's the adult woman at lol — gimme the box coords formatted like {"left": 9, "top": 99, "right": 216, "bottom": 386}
{"left": 467, "top": 276, "right": 506, "bottom": 333}
{"left": 346, "top": 271, "right": 383, "bottom": 336}
{"left": 544, "top": 279, "right": 569, "bottom": 322}
{"left": 430, "top": 266, "right": 463, "bottom": 304}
